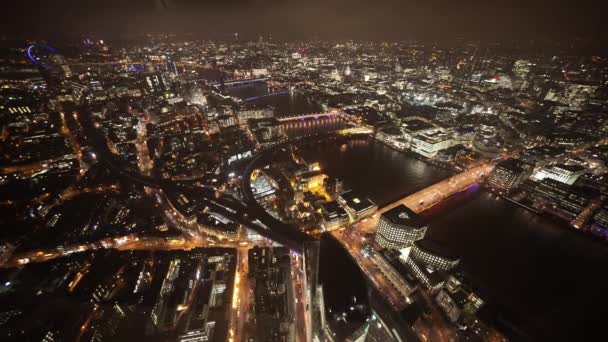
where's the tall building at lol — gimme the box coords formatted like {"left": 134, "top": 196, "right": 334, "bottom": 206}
{"left": 395, "top": 59, "right": 402, "bottom": 73}
{"left": 411, "top": 239, "right": 460, "bottom": 271}
{"left": 144, "top": 73, "right": 168, "bottom": 94}
{"left": 375, "top": 205, "right": 427, "bottom": 250}
{"left": 344, "top": 63, "right": 352, "bottom": 77}
{"left": 512, "top": 59, "right": 532, "bottom": 79}
{"left": 248, "top": 247, "right": 295, "bottom": 342}
{"left": 167, "top": 61, "right": 178, "bottom": 76}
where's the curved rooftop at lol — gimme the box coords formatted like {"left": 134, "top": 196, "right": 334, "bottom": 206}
{"left": 381, "top": 204, "right": 426, "bottom": 228}
{"left": 414, "top": 239, "right": 459, "bottom": 260}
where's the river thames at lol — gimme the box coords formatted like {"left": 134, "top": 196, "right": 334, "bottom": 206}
{"left": 231, "top": 83, "right": 608, "bottom": 341}
{"left": 305, "top": 138, "right": 608, "bottom": 341}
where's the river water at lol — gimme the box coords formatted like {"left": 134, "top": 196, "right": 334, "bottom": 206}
{"left": 309, "top": 139, "right": 608, "bottom": 341}
{"left": 230, "top": 83, "right": 608, "bottom": 341}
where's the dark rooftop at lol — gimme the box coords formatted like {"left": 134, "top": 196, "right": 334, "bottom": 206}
{"left": 555, "top": 164, "right": 585, "bottom": 172}
{"left": 339, "top": 190, "right": 376, "bottom": 212}
{"left": 414, "top": 239, "right": 459, "bottom": 260}
{"left": 401, "top": 118, "right": 435, "bottom": 132}
{"left": 381, "top": 204, "right": 426, "bottom": 228}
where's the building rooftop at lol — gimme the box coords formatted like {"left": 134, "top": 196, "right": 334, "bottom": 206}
{"left": 415, "top": 130, "right": 451, "bottom": 143}
{"left": 414, "top": 239, "right": 459, "bottom": 260}
{"left": 382, "top": 204, "right": 426, "bottom": 228}
{"left": 339, "top": 190, "right": 376, "bottom": 212}
{"left": 401, "top": 118, "right": 435, "bottom": 132}
{"left": 553, "top": 164, "right": 586, "bottom": 173}
{"left": 496, "top": 158, "right": 526, "bottom": 173}
{"left": 380, "top": 126, "right": 403, "bottom": 136}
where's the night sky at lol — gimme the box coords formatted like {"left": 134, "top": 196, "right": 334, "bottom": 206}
{"left": 1, "top": 0, "right": 606, "bottom": 44}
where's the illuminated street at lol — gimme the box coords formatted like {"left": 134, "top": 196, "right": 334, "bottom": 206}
{"left": 291, "top": 252, "right": 309, "bottom": 342}
{"left": 1, "top": 8, "right": 608, "bottom": 341}
{"left": 228, "top": 247, "right": 251, "bottom": 342}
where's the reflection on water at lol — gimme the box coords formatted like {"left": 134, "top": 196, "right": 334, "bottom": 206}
{"left": 230, "top": 81, "right": 607, "bottom": 340}
{"left": 423, "top": 191, "right": 608, "bottom": 340}
{"left": 301, "top": 138, "right": 452, "bottom": 206}
{"left": 313, "top": 139, "right": 608, "bottom": 341}
{"left": 280, "top": 116, "right": 348, "bottom": 138}
{"left": 227, "top": 83, "right": 323, "bottom": 117}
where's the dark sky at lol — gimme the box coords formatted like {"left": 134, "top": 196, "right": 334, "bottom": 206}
{"left": 1, "top": 0, "right": 606, "bottom": 43}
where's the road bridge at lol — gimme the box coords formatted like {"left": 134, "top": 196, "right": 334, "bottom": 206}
{"left": 380, "top": 162, "right": 496, "bottom": 214}
{"left": 276, "top": 112, "right": 339, "bottom": 122}
{"left": 243, "top": 90, "right": 289, "bottom": 102}
{"left": 210, "top": 77, "right": 270, "bottom": 88}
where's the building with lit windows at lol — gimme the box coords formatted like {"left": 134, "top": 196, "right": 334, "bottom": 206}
{"left": 143, "top": 73, "right": 168, "bottom": 94}
{"left": 403, "top": 256, "right": 446, "bottom": 291}
{"left": 375, "top": 205, "right": 427, "bottom": 250}
{"left": 375, "top": 126, "right": 408, "bottom": 151}
{"left": 319, "top": 201, "right": 349, "bottom": 231}
{"left": 337, "top": 190, "right": 377, "bottom": 221}
{"left": 411, "top": 240, "right": 460, "bottom": 271}
{"left": 531, "top": 178, "right": 569, "bottom": 204}
{"left": 235, "top": 103, "right": 273, "bottom": 123}
{"left": 399, "top": 117, "right": 437, "bottom": 145}
{"left": 590, "top": 206, "right": 608, "bottom": 237}
{"left": 534, "top": 164, "right": 585, "bottom": 185}
{"left": 485, "top": 158, "right": 532, "bottom": 194}
{"left": 177, "top": 322, "right": 216, "bottom": 342}
{"left": 435, "top": 275, "right": 485, "bottom": 323}
{"left": 555, "top": 187, "right": 597, "bottom": 221}
{"left": 411, "top": 129, "right": 455, "bottom": 158}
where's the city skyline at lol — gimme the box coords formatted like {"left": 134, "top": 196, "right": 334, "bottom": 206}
{"left": 1, "top": 0, "right": 607, "bottom": 47}
{"left": 1, "top": 3, "right": 608, "bottom": 342}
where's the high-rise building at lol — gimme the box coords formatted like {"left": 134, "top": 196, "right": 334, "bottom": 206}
{"left": 410, "top": 240, "right": 459, "bottom": 271}
{"left": 375, "top": 205, "right": 427, "bottom": 250}
{"left": 167, "top": 61, "right": 178, "bottom": 76}
{"left": 344, "top": 63, "right": 351, "bottom": 77}
{"left": 144, "top": 73, "right": 168, "bottom": 94}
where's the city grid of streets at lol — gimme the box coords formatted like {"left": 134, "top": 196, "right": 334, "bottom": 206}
{"left": 1, "top": 34, "right": 608, "bottom": 342}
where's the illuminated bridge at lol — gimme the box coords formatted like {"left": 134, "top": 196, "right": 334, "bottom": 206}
{"left": 243, "top": 90, "right": 289, "bottom": 102}
{"left": 276, "top": 112, "right": 340, "bottom": 122}
{"left": 380, "top": 162, "right": 497, "bottom": 214}
{"left": 210, "top": 77, "right": 270, "bottom": 88}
